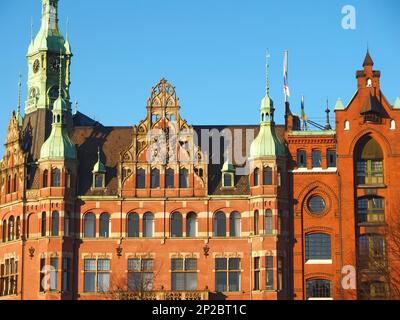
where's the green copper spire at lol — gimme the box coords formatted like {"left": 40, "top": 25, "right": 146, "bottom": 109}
{"left": 250, "top": 52, "right": 285, "bottom": 159}
{"left": 40, "top": 50, "right": 76, "bottom": 161}
{"left": 394, "top": 97, "right": 400, "bottom": 109}
{"left": 93, "top": 147, "right": 106, "bottom": 173}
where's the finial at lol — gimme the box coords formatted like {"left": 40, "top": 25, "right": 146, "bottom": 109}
{"left": 97, "top": 146, "right": 101, "bottom": 161}
{"left": 58, "top": 49, "right": 63, "bottom": 98}
{"left": 17, "top": 73, "right": 22, "bottom": 114}
{"left": 265, "top": 49, "right": 270, "bottom": 95}
{"left": 74, "top": 100, "right": 78, "bottom": 114}
{"left": 325, "top": 99, "right": 332, "bottom": 130}
{"left": 66, "top": 17, "right": 69, "bottom": 40}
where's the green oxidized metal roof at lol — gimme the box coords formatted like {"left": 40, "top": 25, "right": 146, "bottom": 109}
{"left": 394, "top": 97, "right": 400, "bottom": 109}
{"left": 28, "top": 0, "right": 69, "bottom": 55}
{"left": 221, "top": 160, "right": 235, "bottom": 172}
{"left": 334, "top": 98, "right": 345, "bottom": 110}
{"left": 249, "top": 56, "right": 285, "bottom": 159}
{"left": 40, "top": 95, "right": 77, "bottom": 160}
{"left": 93, "top": 148, "right": 106, "bottom": 173}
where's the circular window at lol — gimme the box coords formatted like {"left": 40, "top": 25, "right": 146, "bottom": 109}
{"left": 308, "top": 196, "right": 326, "bottom": 214}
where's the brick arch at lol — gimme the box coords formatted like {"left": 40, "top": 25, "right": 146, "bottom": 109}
{"left": 348, "top": 128, "right": 393, "bottom": 157}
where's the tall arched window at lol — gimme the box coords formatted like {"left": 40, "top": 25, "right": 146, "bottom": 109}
{"left": 51, "top": 168, "right": 61, "bottom": 187}
{"left": 16, "top": 216, "right": 21, "bottom": 240}
{"left": 214, "top": 212, "right": 226, "bottom": 237}
{"left": 43, "top": 170, "right": 48, "bottom": 188}
{"left": 229, "top": 212, "right": 241, "bottom": 237}
{"left": 254, "top": 210, "right": 259, "bottom": 235}
{"left": 99, "top": 213, "right": 110, "bottom": 238}
{"left": 264, "top": 209, "right": 273, "bottom": 235}
{"left": 127, "top": 213, "right": 139, "bottom": 237}
{"left": 84, "top": 213, "right": 96, "bottom": 238}
{"left": 27, "top": 214, "right": 34, "bottom": 239}
{"left": 151, "top": 168, "right": 160, "bottom": 188}
{"left": 64, "top": 212, "right": 70, "bottom": 237}
{"left": 7, "top": 175, "right": 11, "bottom": 194}
{"left": 41, "top": 212, "right": 47, "bottom": 237}
{"left": 165, "top": 168, "right": 174, "bottom": 188}
{"left": 8, "top": 216, "right": 15, "bottom": 241}
{"left": 136, "top": 168, "right": 145, "bottom": 189}
{"left": 253, "top": 168, "right": 259, "bottom": 186}
{"left": 355, "top": 137, "right": 384, "bottom": 185}
{"left": 143, "top": 212, "right": 154, "bottom": 238}
{"left": 186, "top": 212, "right": 197, "bottom": 237}
{"left": 2, "top": 221, "right": 6, "bottom": 242}
{"left": 51, "top": 211, "right": 59, "bottom": 236}
{"left": 171, "top": 212, "right": 183, "bottom": 237}
{"left": 263, "top": 167, "right": 273, "bottom": 185}
{"left": 179, "top": 168, "right": 188, "bottom": 188}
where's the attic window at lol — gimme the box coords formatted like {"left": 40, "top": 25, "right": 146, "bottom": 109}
{"left": 222, "top": 172, "right": 234, "bottom": 188}
{"left": 93, "top": 173, "right": 105, "bottom": 189}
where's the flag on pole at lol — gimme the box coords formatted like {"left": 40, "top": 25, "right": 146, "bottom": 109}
{"left": 283, "top": 50, "right": 290, "bottom": 102}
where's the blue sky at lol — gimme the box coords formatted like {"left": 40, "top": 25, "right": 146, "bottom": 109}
{"left": 0, "top": 0, "right": 399, "bottom": 153}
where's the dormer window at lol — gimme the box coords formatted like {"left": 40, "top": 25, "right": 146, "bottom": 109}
{"left": 92, "top": 147, "right": 106, "bottom": 189}
{"left": 221, "top": 160, "right": 235, "bottom": 188}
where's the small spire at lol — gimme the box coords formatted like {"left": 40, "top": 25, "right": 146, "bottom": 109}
{"left": 265, "top": 49, "right": 270, "bottom": 95}
{"left": 58, "top": 49, "right": 64, "bottom": 98}
{"left": 97, "top": 146, "right": 101, "bottom": 161}
{"left": 17, "top": 73, "right": 22, "bottom": 114}
{"left": 30, "top": 17, "right": 34, "bottom": 43}
{"left": 363, "top": 49, "right": 374, "bottom": 67}
{"left": 73, "top": 100, "right": 78, "bottom": 115}
{"left": 66, "top": 17, "right": 69, "bottom": 40}
{"left": 325, "top": 99, "right": 332, "bottom": 130}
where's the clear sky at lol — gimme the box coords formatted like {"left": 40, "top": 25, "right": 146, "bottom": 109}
{"left": 0, "top": 0, "right": 399, "bottom": 153}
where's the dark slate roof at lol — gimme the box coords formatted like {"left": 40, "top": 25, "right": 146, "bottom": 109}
{"left": 68, "top": 122, "right": 286, "bottom": 197}
{"left": 72, "top": 111, "right": 102, "bottom": 127}
{"left": 70, "top": 125, "right": 133, "bottom": 196}
{"left": 360, "top": 94, "right": 385, "bottom": 115}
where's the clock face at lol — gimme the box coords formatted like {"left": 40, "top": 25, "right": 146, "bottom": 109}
{"left": 49, "top": 57, "right": 60, "bottom": 72}
{"left": 33, "top": 59, "right": 40, "bottom": 73}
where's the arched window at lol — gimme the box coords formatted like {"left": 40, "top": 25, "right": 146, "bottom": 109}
{"left": 136, "top": 168, "right": 145, "bottom": 189}
{"left": 165, "top": 168, "right": 174, "bottom": 188}
{"left": 43, "top": 170, "right": 48, "bottom": 188}
{"left": 84, "top": 213, "right": 96, "bottom": 238}
{"left": 390, "top": 120, "right": 396, "bottom": 130}
{"left": 214, "top": 212, "right": 226, "bottom": 237}
{"left": 366, "top": 78, "right": 372, "bottom": 87}
{"left": 51, "top": 168, "right": 60, "bottom": 187}
{"left": 186, "top": 212, "right": 197, "bottom": 237}
{"left": 264, "top": 209, "right": 273, "bottom": 235}
{"left": 99, "top": 213, "right": 110, "bottom": 238}
{"left": 357, "top": 197, "right": 384, "bottom": 224}
{"left": 16, "top": 216, "right": 21, "bottom": 240}
{"left": 171, "top": 212, "right": 183, "bottom": 237}
{"left": 355, "top": 137, "right": 384, "bottom": 185}
{"left": 306, "top": 279, "right": 332, "bottom": 299}
{"left": 41, "top": 212, "right": 47, "bottom": 237}
{"left": 27, "top": 214, "right": 34, "bottom": 239}
{"left": 8, "top": 216, "right": 15, "bottom": 241}
{"left": 305, "top": 233, "right": 331, "bottom": 261}
{"left": 143, "top": 212, "right": 154, "bottom": 238}
{"left": 327, "top": 149, "right": 336, "bottom": 167}
{"left": 254, "top": 210, "right": 259, "bottom": 235}
{"left": 64, "top": 212, "right": 70, "bottom": 237}
{"left": 127, "top": 213, "right": 139, "bottom": 237}
{"left": 179, "top": 168, "right": 188, "bottom": 188}
{"left": 344, "top": 120, "right": 350, "bottom": 131}
{"left": 253, "top": 168, "right": 259, "bottom": 186}
{"left": 65, "top": 170, "right": 71, "bottom": 188}
{"left": 51, "top": 211, "right": 59, "bottom": 236}
{"left": 7, "top": 175, "right": 11, "bottom": 194}
{"left": 2, "top": 221, "right": 6, "bottom": 242}
{"left": 263, "top": 167, "right": 273, "bottom": 185}
{"left": 229, "top": 212, "right": 241, "bottom": 237}
{"left": 151, "top": 168, "right": 160, "bottom": 188}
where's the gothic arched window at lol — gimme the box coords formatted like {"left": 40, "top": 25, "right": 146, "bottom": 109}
{"left": 84, "top": 213, "right": 96, "bottom": 238}
{"left": 229, "top": 212, "right": 241, "bottom": 237}
{"left": 165, "top": 168, "right": 174, "bottom": 188}
{"left": 136, "top": 168, "right": 145, "bottom": 189}
{"left": 171, "top": 212, "right": 183, "bottom": 237}
{"left": 355, "top": 137, "right": 384, "bottom": 185}
{"left": 214, "top": 212, "right": 226, "bottom": 237}
{"left": 151, "top": 168, "right": 160, "bottom": 189}
{"left": 186, "top": 212, "right": 197, "bottom": 237}
{"left": 99, "top": 213, "right": 110, "bottom": 238}
{"left": 143, "top": 212, "right": 154, "bottom": 238}
{"left": 51, "top": 211, "right": 59, "bottom": 236}
{"left": 253, "top": 168, "right": 259, "bottom": 186}
{"left": 127, "top": 213, "right": 139, "bottom": 238}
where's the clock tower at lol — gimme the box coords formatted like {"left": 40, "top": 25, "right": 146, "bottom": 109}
{"left": 25, "top": 0, "right": 72, "bottom": 115}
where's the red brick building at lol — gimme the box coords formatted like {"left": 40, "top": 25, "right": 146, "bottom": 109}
{"left": 1, "top": 0, "right": 399, "bottom": 300}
